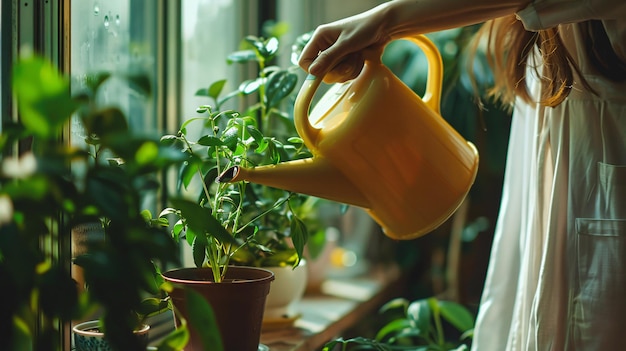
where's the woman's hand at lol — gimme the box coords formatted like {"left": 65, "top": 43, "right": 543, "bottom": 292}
{"left": 297, "top": 0, "right": 529, "bottom": 83}
{"left": 297, "top": 5, "right": 391, "bottom": 83}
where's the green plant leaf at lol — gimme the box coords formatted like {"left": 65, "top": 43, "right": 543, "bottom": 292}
{"left": 169, "top": 198, "right": 236, "bottom": 246}
{"left": 221, "top": 126, "right": 239, "bottom": 151}
{"left": 83, "top": 71, "right": 112, "bottom": 93}
{"left": 264, "top": 37, "right": 279, "bottom": 58}
{"left": 185, "top": 289, "right": 224, "bottom": 351}
{"left": 407, "top": 299, "right": 432, "bottom": 335}
{"left": 12, "top": 55, "right": 78, "bottom": 139}
{"left": 243, "top": 36, "right": 278, "bottom": 61}
{"left": 375, "top": 318, "right": 414, "bottom": 342}
{"left": 82, "top": 106, "right": 129, "bottom": 137}
{"left": 438, "top": 300, "right": 475, "bottom": 332}
{"left": 460, "top": 328, "right": 474, "bottom": 340}
{"left": 197, "top": 135, "right": 223, "bottom": 147}
{"left": 239, "top": 78, "right": 262, "bottom": 95}
{"left": 208, "top": 79, "right": 227, "bottom": 99}
{"left": 192, "top": 236, "right": 207, "bottom": 268}
{"left": 124, "top": 72, "right": 152, "bottom": 96}
{"left": 154, "top": 326, "right": 189, "bottom": 351}
{"left": 136, "top": 297, "right": 169, "bottom": 318}
{"left": 195, "top": 87, "right": 210, "bottom": 97}
{"left": 289, "top": 216, "right": 307, "bottom": 268}
{"left": 262, "top": 21, "right": 290, "bottom": 39}
{"left": 226, "top": 49, "right": 257, "bottom": 64}
{"left": 135, "top": 141, "right": 159, "bottom": 166}
{"left": 380, "top": 298, "right": 409, "bottom": 314}
{"left": 264, "top": 71, "right": 298, "bottom": 110}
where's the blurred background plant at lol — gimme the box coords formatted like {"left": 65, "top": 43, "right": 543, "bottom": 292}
{"left": 323, "top": 297, "right": 474, "bottom": 351}
{"left": 0, "top": 52, "right": 186, "bottom": 350}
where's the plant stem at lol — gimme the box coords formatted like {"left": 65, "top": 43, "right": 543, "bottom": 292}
{"left": 433, "top": 307, "right": 444, "bottom": 347}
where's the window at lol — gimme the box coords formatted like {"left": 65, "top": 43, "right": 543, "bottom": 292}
{"left": 70, "top": 0, "right": 159, "bottom": 134}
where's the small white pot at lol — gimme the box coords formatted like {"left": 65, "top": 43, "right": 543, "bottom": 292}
{"left": 263, "top": 260, "right": 308, "bottom": 320}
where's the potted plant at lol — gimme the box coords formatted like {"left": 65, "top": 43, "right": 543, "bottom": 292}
{"left": 0, "top": 53, "right": 188, "bottom": 351}
{"left": 154, "top": 27, "right": 335, "bottom": 349}
{"left": 222, "top": 28, "right": 337, "bottom": 326}
{"left": 323, "top": 296, "right": 475, "bottom": 351}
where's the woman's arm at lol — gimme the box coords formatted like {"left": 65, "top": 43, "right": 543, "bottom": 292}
{"left": 299, "top": 0, "right": 530, "bottom": 82}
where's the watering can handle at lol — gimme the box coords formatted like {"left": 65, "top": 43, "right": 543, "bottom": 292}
{"left": 402, "top": 35, "right": 443, "bottom": 114}
{"left": 294, "top": 74, "right": 324, "bottom": 148}
{"left": 294, "top": 34, "right": 443, "bottom": 147}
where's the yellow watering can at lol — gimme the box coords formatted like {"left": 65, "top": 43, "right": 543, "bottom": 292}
{"left": 219, "top": 35, "right": 479, "bottom": 240}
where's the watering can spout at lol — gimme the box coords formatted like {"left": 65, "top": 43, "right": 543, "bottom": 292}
{"left": 217, "top": 157, "right": 371, "bottom": 208}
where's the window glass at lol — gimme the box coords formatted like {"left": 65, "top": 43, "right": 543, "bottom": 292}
{"left": 181, "top": 0, "right": 245, "bottom": 130}
{"left": 70, "top": 0, "right": 158, "bottom": 140}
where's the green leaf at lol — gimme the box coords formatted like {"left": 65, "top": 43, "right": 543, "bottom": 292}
{"left": 192, "top": 236, "right": 207, "bottom": 268}
{"left": 407, "top": 299, "right": 432, "bottom": 335}
{"left": 221, "top": 127, "right": 239, "bottom": 151}
{"left": 264, "top": 37, "right": 279, "bottom": 58}
{"left": 12, "top": 55, "right": 78, "bottom": 139}
{"left": 289, "top": 216, "right": 308, "bottom": 268}
{"left": 185, "top": 289, "right": 224, "bottom": 351}
{"left": 379, "top": 298, "right": 409, "bottom": 315}
{"left": 195, "top": 87, "right": 210, "bottom": 97}
{"left": 375, "top": 318, "right": 414, "bottom": 342}
{"left": 197, "top": 135, "right": 223, "bottom": 147}
{"left": 262, "top": 21, "right": 290, "bottom": 39}
{"left": 264, "top": 71, "right": 298, "bottom": 109}
{"left": 438, "top": 300, "right": 475, "bottom": 332}
{"left": 83, "top": 71, "right": 112, "bottom": 93}
{"left": 125, "top": 73, "right": 152, "bottom": 96}
{"left": 246, "top": 125, "right": 264, "bottom": 144}
{"left": 82, "top": 107, "right": 129, "bottom": 137}
{"left": 135, "top": 141, "right": 159, "bottom": 166}
{"left": 169, "top": 198, "right": 236, "bottom": 246}
{"left": 136, "top": 297, "right": 169, "bottom": 318}
{"left": 155, "top": 323, "right": 190, "bottom": 351}
{"left": 239, "top": 78, "right": 262, "bottom": 95}
{"left": 208, "top": 79, "right": 227, "bottom": 99}
{"left": 226, "top": 49, "right": 257, "bottom": 64}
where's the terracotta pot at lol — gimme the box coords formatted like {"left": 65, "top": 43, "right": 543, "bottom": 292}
{"left": 72, "top": 320, "right": 149, "bottom": 351}
{"left": 162, "top": 266, "right": 274, "bottom": 351}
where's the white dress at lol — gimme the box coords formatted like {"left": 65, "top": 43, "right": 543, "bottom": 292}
{"left": 472, "top": 0, "right": 626, "bottom": 350}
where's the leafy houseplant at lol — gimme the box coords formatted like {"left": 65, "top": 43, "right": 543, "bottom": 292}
{"left": 323, "top": 297, "right": 474, "bottom": 351}
{"left": 0, "top": 53, "right": 185, "bottom": 351}
{"left": 156, "top": 30, "right": 323, "bottom": 350}
{"left": 158, "top": 31, "right": 318, "bottom": 283}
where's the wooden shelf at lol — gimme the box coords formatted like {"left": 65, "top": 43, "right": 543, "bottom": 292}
{"left": 260, "top": 264, "right": 405, "bottom": 351}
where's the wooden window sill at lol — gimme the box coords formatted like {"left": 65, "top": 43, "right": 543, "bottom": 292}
{"left": 260, "top": 263, "right": 405, "bottom": 351}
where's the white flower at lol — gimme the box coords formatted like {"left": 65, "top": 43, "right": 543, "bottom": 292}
{"left": 1, "top": 152, "right": 37, "bottom": 178}
{"left": 0, "top": 195, "right": 13, "bottom": 225}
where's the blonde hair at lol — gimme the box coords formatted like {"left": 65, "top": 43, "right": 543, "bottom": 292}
{"left": 473, "top": 16, "right": 626, "bottom": 107}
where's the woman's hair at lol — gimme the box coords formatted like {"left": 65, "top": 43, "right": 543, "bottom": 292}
{"left": 474, "top": 15, "right": 626, "bottom": 107}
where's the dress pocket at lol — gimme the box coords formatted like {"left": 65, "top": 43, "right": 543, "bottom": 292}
{"left": 571, "top": 218, "right": 626, "bottom": 350}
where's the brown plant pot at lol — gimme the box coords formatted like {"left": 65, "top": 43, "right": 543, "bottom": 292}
{"left": 162, "top": 266, "right": 274, "bottom": 351}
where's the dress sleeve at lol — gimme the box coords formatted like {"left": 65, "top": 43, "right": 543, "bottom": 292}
{"left": 517, "top": 0, "right": 626, "bottom": 30}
